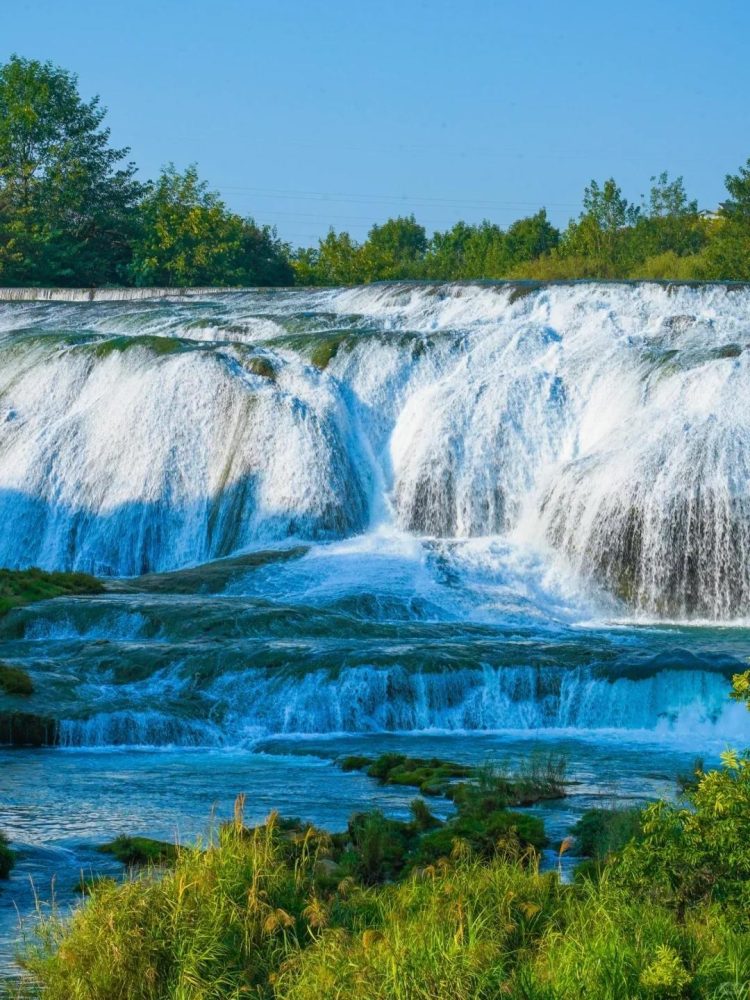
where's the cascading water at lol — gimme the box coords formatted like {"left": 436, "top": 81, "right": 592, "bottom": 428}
{"left": 1, "top": 281, "right": 750, "bottom": 748}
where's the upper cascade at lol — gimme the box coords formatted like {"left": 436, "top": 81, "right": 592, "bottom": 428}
{"left": 0, "top": 281, "right": 748, "bottom": 619}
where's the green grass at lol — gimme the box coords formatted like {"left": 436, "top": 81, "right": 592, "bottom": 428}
{"left": 0, "top": 568, "right": 103, "bottom": 617}
{"left": 19, "top": 800, "right": 750, "bottom": 1000}
{"left": 0, "top": 663, "right": 33, "bottom": 696}
{"left": 16, "top": 689, "right": 750, "bottom": 999}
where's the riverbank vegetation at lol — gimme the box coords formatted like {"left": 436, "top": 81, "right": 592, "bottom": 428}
{"left": 2, "top": 55, "right": 750, "bottom": 289}
{"left": 8, "top": 674, "right": 749, "bottom": 999}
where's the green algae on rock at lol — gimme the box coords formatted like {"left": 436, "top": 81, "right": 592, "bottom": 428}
{"left": 0, "top": 568, "right": 103, "bottom": 618}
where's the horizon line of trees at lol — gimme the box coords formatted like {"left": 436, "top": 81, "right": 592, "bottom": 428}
{"left": 1, "top": 55, "right": 750, "bottom": 288}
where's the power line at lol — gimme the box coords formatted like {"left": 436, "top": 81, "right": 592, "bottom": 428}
{"left": 213, "top": 184, "right": 579, "bottom": 210}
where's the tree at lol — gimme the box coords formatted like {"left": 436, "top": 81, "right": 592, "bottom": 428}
{"left": 561, "top": 178, "right": 640, "bottom": 277}
{"left": 360, "top": 215, "right": 427, "bottom": 280}
{"left": 0, "top": 55, "right": 143, "bottom": 285}
{"left": 314, "top": 229, "right": 364, "bottom": 284}
{"left": 504, "top": 209, "right": 559, "bottom": 269}
{"left": 704, "top": 158, "right": 750, "bottom": 280}
{"left": 129, "top": 165, "right": 292, "bottom": 287}
{"left": 630, "top": 172, "right": 707, "bottom": 265}
{"left": 237, "top": 220, "right": 294, "bottom": 286}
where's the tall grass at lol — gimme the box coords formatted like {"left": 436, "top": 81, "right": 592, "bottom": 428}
{"left": 19, "top": 806, "right": 750, "bottom": 1000}
{"left": 22, "top": 807, "right": 325, "bottom": 1000}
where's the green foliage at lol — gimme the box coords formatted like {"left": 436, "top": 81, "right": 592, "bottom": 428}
{"left": 0, "top": 55, "right": 143, "bottom": 286}
{"left": 360, "top": 215, "right": 428, "bottom": 280}
{"left": 611, "top": 749, "right": 750, "bottom": 922}
{"left": 572, "top": 807, "right": 642, "bottom": 861}
{"left": 0, "top": 831, "right": 15, "bottom": 879}
{"left": 0, "top": 567, "right": 102, "bottom": 617}
{"left": 23, "top": 811, "right": 320, "bottom": 999}
{"left": 2, "top": 53, "right": 750, "bottom": 287}
{"left": 0, "top": 663, "right": 33, "bottom": 696}
{"left": 731, "top": 669, "right": 750, "bottom": 709}
{"left": 128, "top": 164, "right": 293, "bottom": 287}
{"left": 24, "top": 823, "right": 750, "bottom": 1000}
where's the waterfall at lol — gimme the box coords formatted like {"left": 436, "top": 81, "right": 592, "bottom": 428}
{"left": 2, "top": 281, "right": 748, "bottom": 617}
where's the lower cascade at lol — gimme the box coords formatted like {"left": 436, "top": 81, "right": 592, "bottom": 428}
{"left": 54, "top": 663, "right": 747, "bottom": 748}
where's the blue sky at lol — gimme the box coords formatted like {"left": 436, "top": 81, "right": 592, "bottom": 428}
{"left": 3, "top": 0, "right": 749, "bottom": 246}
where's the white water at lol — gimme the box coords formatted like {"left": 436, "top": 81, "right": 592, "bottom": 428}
{"left": 1, "top": 282, "right": 749, "bottom": 615}
{"left": 1, "top": 282, "right": 750, "bottom": 748}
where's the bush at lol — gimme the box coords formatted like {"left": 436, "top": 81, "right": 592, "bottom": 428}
{"left": 572, "top": 807, "right": 643, "bottom": 861}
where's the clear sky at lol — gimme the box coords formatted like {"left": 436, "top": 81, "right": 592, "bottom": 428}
{"left": 3, "top": 0, "right": 749, "bottom": 246}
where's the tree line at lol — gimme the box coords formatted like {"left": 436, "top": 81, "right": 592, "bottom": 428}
{"left": 1, "top": 55, "right": 749, "bottom": 288}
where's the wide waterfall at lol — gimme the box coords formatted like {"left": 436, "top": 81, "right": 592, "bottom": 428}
{"left": 1, "top": 281, "right": 750, "bottom": 747}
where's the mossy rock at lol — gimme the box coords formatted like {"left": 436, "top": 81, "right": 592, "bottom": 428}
{"left": 0, "top": 711, "right": 59, "bottom": 746}
{"left": 343, "top": 753, "right": 472, "bottom": 796}
{"left": 339, "top": 755, "right": 374, "bottom": 773}
{"left": 0, "top": 568, "right": 103, "bottom": 617}
{"left": 0, "top": 662, "right": 33, "bottom": 696}
{"left": 507, "top": 281, "right": 543, "bottom": 304}
{"left": 116, "top": 547, "right": 308, "bottom": 596}
{"left": 93, "top": 335, "right": 185, "bottom": 358}
{"left": 97, "top": 836, "right": 179, "bottom": 867}
{"left": 246, "top": 355, "right": 277, "bottom": 380}
{"left": 713, "top": 343, "right": 743, "bottom": 359}
{"left": 309, "top": 335, "right": 347, "bottom": 370}
{"left": 0, "top": 831, "right": 15, "bottom": 879}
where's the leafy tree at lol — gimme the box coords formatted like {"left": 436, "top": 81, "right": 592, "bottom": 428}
{"left": 360, "top": 215, "right": 427, "bottom": 281}
{"left": 612, "top": 672, "right": 750, "bottom": 922}
{"left": 704, "top": 158, "right": 750, "bottom": 280}
{"left": 0, "top": 55, "right": 143, "bottom": 285}
{"left": 628, "top": 173, "right": 707, "bottom": 271}
{"left": 560, "top": 178, "right": 640, "bottom": 277}
{"left": 129, "top": 165, "right": 291, "bottom": 287}
{"left": 237, "top": 220, "right": 294, "bottom": 286}
{"left": 504, "top": 209, "right": 559, "bottom": 269}
{"left": 425, "top": 220, "right": 482, "bottom": 279}
{"left": 425, "top": 220, "right": 507, "bottom": 279}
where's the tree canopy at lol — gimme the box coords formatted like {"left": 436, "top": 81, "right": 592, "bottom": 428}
{"left": 1, "top": 55, "right": 750, "bottom": 287}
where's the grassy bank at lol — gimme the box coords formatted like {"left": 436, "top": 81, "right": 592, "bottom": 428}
{"left": 18, "top": 781, "right": 750, "bottom": 1000}
{"left": 10, "top": 675, "right": 750, "bottom": 999}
